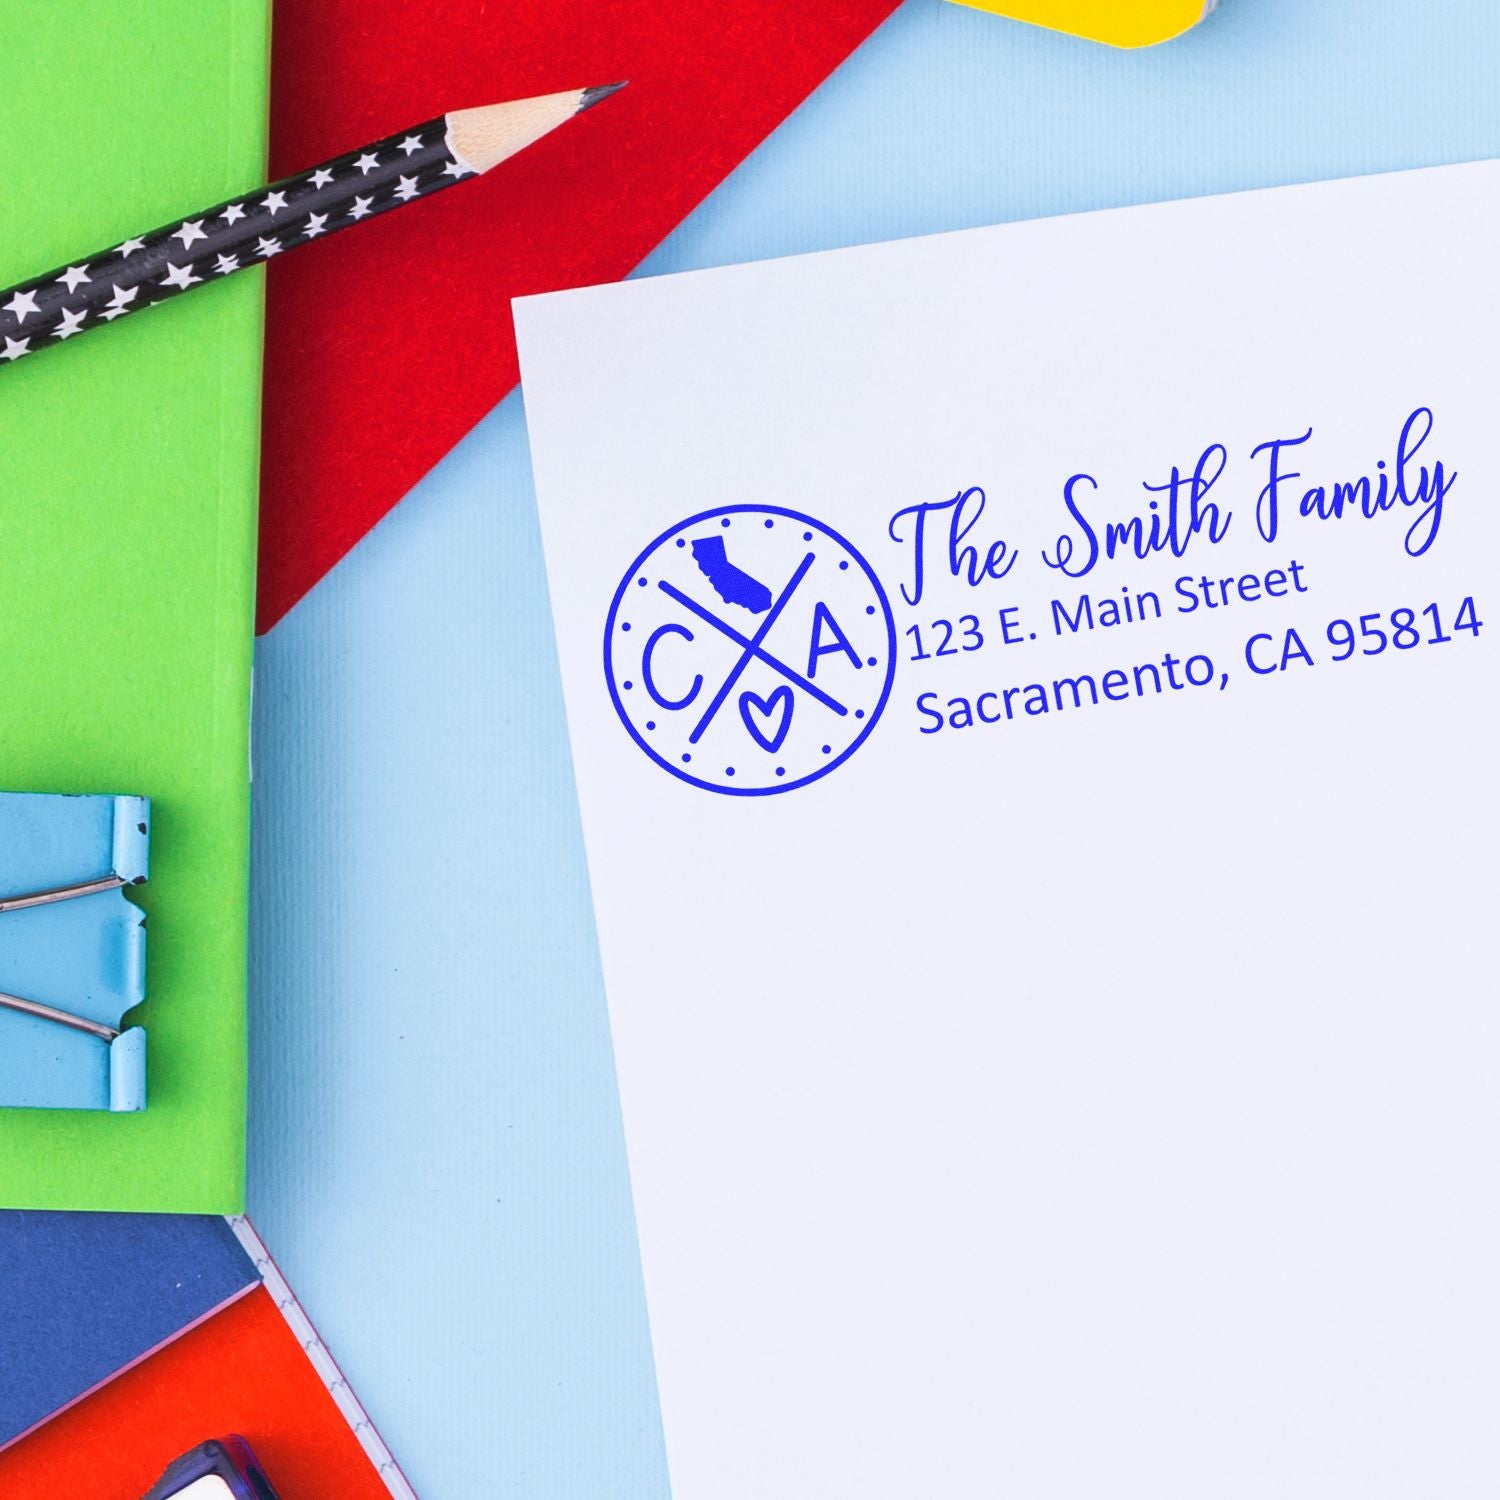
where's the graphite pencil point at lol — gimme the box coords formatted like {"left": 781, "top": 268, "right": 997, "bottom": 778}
{"left": 579, "top": 81, "right": 630, "bottom": 112}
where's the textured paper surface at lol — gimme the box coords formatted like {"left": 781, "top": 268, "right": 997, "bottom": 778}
{"left": 0, "top": 0, "right": 266, "bottom": 1208}
{"left": 516, "top": 164, "right": 1500, "bottom": 1495}
{"left": 943, "top": 0, "right": 1213, "bottom": 47}
{"left": 255, "top": 0, "right": 902, "bottom": 630}
{"left": 0, "top": 1288, "right": 396, "bottom": 1500}
{"left": 243, "top": 5, "right": 1500, "bottom": 1495}
{"left": 0, "top": 1212, "right": 257, "bottom": 1449}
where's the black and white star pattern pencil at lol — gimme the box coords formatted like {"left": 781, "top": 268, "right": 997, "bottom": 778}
{"left": 0, "top": 84, "right": 625, "bottom": 366}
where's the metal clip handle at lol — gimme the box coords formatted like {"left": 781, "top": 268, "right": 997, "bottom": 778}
{"left": 0, "top": 988, "right": 120, "bottom": 1042}
{"left": 0, "top": 875, "right": 127, "bottom": 914}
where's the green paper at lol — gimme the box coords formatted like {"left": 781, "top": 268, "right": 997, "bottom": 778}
{"left": 0, "top": 0, "right": 268, "bottom": 1210}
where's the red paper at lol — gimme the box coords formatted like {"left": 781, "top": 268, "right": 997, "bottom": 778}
{"left": 0, "top": 1288, "right": 396, "bottom": 1499}
{"left": 258, "top": 0, "right": 901, "bottom": 631}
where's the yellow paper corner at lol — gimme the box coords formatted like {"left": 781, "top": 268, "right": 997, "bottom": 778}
{"left": 944, "top": 0, "right": 1215, "bottom": 49}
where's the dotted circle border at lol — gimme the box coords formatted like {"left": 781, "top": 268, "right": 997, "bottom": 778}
{"left": 603, "top": 504, "right": 897, "bottom": 796}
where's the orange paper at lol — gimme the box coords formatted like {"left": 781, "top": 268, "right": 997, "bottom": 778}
{"left": 0, "top": 1288, "right": 398, "bottom": 1500}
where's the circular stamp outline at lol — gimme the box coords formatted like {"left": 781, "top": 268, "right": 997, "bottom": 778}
{"left": 603, "top": 504, "right": 898, "bottom": 796}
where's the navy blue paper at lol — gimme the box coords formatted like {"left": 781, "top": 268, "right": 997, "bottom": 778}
{"left": 0, "top": 1211, "right": 257, "bottom": 1449}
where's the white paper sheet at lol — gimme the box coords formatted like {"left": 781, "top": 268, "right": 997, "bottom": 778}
{"left": 514, "top": 163, "right": 1500, "bottom": 1498}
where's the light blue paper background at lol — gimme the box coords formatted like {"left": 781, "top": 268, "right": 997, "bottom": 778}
{"left": 247, "top": 2, "right": 1500, "bottom": 1494}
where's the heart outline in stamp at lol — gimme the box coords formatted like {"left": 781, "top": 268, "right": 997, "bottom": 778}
{"left": 739, "top": 685, "right": 794, "bottom": 753}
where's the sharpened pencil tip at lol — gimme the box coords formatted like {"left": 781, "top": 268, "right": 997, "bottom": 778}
{"left": 579, "top": 81, "right": 629, "bottom": 113}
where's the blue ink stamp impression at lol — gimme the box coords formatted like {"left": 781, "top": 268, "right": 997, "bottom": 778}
{"left": 604, "top": 505, "right": 897, "bottom": 795}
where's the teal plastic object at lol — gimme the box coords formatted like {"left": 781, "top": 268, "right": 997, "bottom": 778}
{"left": 0, "top": 793, "right": 150, "bottom": 1112}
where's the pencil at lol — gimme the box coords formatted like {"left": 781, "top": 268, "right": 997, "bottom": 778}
{"left": 0, "top": 83, "right": 626, "bottom": 365}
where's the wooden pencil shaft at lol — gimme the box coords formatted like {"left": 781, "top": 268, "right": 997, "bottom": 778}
{"left": 0, "top": 116, "right": 456, "bottom": 340}
{"left": 448, "top": 86, "right": 615, "bottom": 172}
{"left": 0, "top": 85, "right": 623, "bottom": 366}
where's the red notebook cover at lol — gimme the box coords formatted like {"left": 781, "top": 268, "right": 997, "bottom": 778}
{"left": 0, "top": 1228, "right": 410, "bottom": 1500}
{"left": 258, "top": 0, "right": 902, "bottom": 630}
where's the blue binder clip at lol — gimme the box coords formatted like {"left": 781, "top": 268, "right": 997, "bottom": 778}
{"left": 0, "top": 792, "right": 150, "bottom": 1112}
{"left": 140, "top": 1436, "right": 281, "bottom": 1499}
